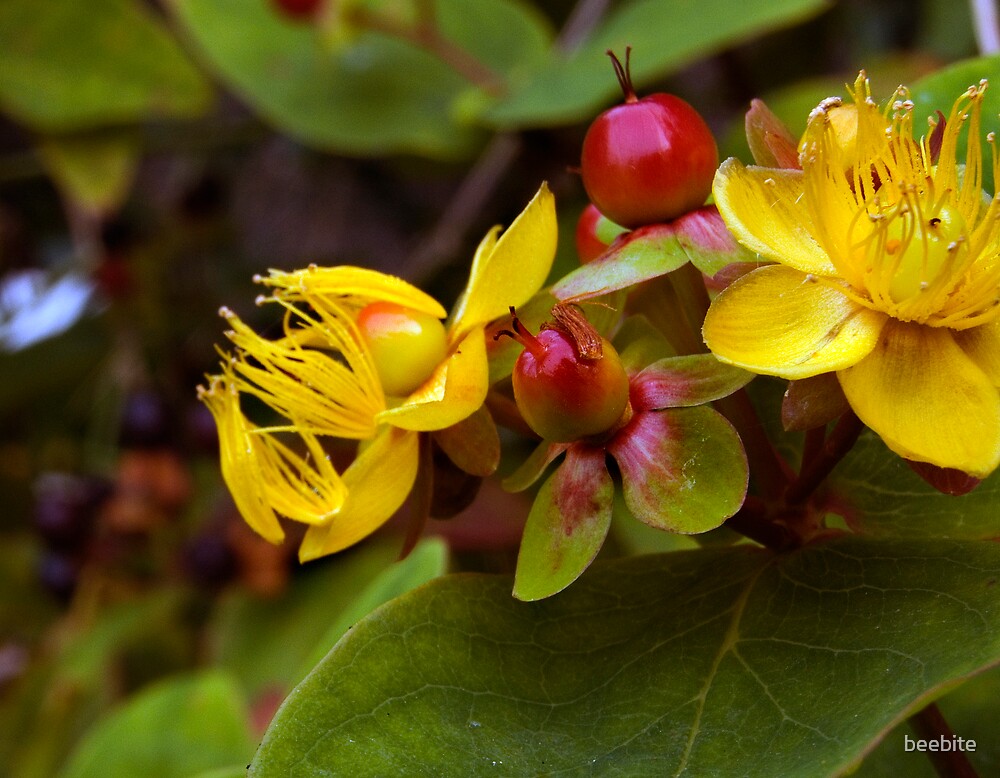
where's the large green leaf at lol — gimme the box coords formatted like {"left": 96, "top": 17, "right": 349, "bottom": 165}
{"left": 172, "top": 0, "right": 551, "bottom": 158}
{"left": 0, "top": 0, "right": 210, "bottom": 131}
{"left": 59, "top": 671, "right": 254, "bottom": 778}
{"left": 910, "top": 54, "right": 1000, "bottom": 194}
{"left": 250, "top": 537, "right": 1000, "bottom": 776}
{"left": 827, "top": 432, "right": 1000, "bottom": 539}
{"left": 481, "top": 0, "right": 829, "bottom": 127}
{"left": 294, "top": 537, "right": 449, "bottom": 676}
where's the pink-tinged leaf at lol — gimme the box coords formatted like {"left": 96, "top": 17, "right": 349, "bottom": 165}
{"left": 553, "top": 207, "right": 753, "bottom": 302}
{"left": 502, "top": 440, "right": 569, "bottom": 493}
{"left": 745, "top": 98, "right": 801, "bottom": 169}
{"left": 513, "top": 445, "right": 613, "bottom": 601}
{"left": 781, "top": 372, "right": 850, "bottom": 432}
{"left": 672, "top": 205, "right": 758, "bottom": 276}
{"left": 608, "top": 407, "right": 747, "bottom": 533}
{"left": 631, "top": 354, "right": 753, "bottom": 411}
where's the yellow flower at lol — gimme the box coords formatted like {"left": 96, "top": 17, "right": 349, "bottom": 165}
{"left": 199, "top": 184, "right": 557, "bottom": 558}
{"left": 704, "top": 73, "right": 1000, "bottom": 477}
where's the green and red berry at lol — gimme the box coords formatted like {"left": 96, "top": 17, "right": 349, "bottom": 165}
{"left": 504, "top": 305, "right": 630, "bottom": 442}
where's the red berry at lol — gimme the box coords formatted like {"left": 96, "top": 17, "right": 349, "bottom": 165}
{"left": 271, "top": 0, "right": 324, "bottom": 19}
{"left": 508, "top": 311, "right": 630, "bottom": 443}
{"left": 580, "top": 49, "right": 719, "bottom": 229}
{"left": 574, "top": 204, "right": 627, "bottom": 264}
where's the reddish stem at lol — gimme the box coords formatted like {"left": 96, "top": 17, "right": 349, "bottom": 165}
{"left": 800, "top": 425, "right": 826, "bottom": 476}
{"left": 785, "top": 410, "right": 863, "bottom": 505}
{"left": 399, "top": 432, "right": 434, "bottom": 560}
{"left": 606, "top": 47, "right": 637, "bottom": 103}
{"left": 494, "top": 307, "right": 545, "bottom": 359}
{"left": 725, "top": 496, "right": 799, "bottom": 551}
{"left": 908, "top": 702, "right": 979, "bottom": 778}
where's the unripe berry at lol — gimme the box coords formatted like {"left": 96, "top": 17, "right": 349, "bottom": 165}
{"left": 507, "top": 307, "right": 630, "bottom": 442}
{"left": 356, "top": 301, "right": 448, "bottom": 397}
{"left": 581, "top": 49, "right": 718, "bottom": 229}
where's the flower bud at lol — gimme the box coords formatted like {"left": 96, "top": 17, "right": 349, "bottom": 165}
{"left": 357, "top": 301, "right": 448, "bottom": 396}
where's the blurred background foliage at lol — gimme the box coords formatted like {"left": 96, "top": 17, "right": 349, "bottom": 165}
{"left": 0, "top": 0, "right": 997, "bottom": 775}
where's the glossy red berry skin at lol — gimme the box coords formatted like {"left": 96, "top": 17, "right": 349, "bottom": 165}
{"left": 513, "top": 329, "right": 630, "bottom": 442}
{"left": 581, "top": 93, "right": 718, "bottom": 229}
{"left": 574, "top": 204, "right": 627, "bottom": 264}
{"left": 271, "top": 0, "right": 324, "bottom": 19}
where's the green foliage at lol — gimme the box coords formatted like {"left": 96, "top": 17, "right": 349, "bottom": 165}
{"left": 481, "top": 0, "right": 830, "bottom": 126}
{"left": 173, "top": 0, "right": 552, "bottom": 158}
{"left": 210, "top": 538, "right": 448, "bottom": 696}
{"left": 910, "top": 54, "right": 1000, "bottom": 192}
{"left": 2, "top": 5, "right": 998, "bottom": 778}
{"left": 59, "top": 672, "right": 254, "bottom": 778}
{"left": 0, "top": 0, "right": 210, "bottom": 130}
{"left": 249, "top": 538, "right": 1000, "bottom": 777}
{"left": 828, "top": 432, "right": 1000, "bottom": 539}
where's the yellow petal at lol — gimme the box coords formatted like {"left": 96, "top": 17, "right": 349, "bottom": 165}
{"left": 450, "top": 183, "right": 557, "bottom": 339}
{"left": 838, "top": 321, "right": 1000, "bottom": 477}
{"left": 258, "top": 265, "right": 447, "bottom": 319}
{"left": 298, "top": 427, "right": 419, "bottom": 561}
{"left": 376, "top": 327, "right": 488, "bottom": 431}
{"left": 198, "top": 374, "right": 347, "bottom": 543}
{"left": 703, "top": 265, "right": 886, "bottom": 379}
{"left": 955, "top": 319, "right": 1000, "bottom": 386}
{"left": 713, "top": 159, "right": 837, "bottom": 275}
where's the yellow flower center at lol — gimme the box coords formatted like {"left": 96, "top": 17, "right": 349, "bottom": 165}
{"left": 356, "top": 301, "right": 448, "bottom": 397}
{"left": 801, "top": 74, "right": 1000, "bottom": 330}
{"left": 878, "top": 201, "right": 967, "bottom": 305}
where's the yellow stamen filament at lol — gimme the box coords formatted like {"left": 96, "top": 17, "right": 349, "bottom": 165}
{"left": 800, "top": 72, "right": 1000, "bottom": 330}
{"left": 198, "top": 373, "right": 347, "bottom": 537}
{"left": 221, "top": 302, "right": 384, "bottom": 440}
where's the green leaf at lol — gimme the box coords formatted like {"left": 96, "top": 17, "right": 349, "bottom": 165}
{"left": 910, "top": 54, "right": 1000, "bottom": 194}
{"left": 608, "top": 406, "right": 748, "bottom": 533}
{"left": 613, "top": 314, "right": 677, "bottom": 373}
{"left": 172, "top": 0, "right": 551, "bottom": 158}
{"left": 552, "top": 207, "right": 754, "bottom": 302}
{"left": 0, "top": 0, "right": 210, "bottom": 131}
{"left": 481, "top": 0, "right": 829, "bottom": 127}
{"left": 295, "top": 538, "right": 449, "bottom": 676}
{"left": 59, "top": 671, "right": 254, "bottom": 778}
{"left": 250, "top": 538, "right": 1000, "bottom": 777}
{"left": 188, "top": 768, "right": 249, "bottom": 778}
{"left": 36, "top": 132, "right": 140, "bottom": 215}
{"left": 513, "top": 445, "right": 613, "bottom": 601}
{"left": 827, "top": 431, "right": 1000, "bottom": 539}
{"left": 210, "top": 539, "right": 447, "bottom": 696}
